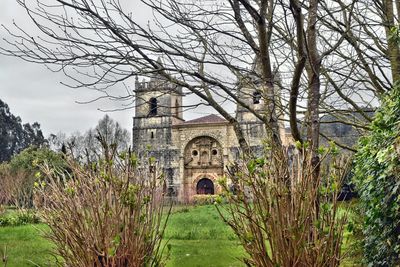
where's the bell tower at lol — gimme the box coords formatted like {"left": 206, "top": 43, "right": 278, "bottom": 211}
{"left": 132, "top": 74, "right": 183, "bottom": 154}
{"left": 132, "top": 73, "right": 183, "bottom": 200}
{"left": 236, "top": 60, "right": 286, "bottom": 147}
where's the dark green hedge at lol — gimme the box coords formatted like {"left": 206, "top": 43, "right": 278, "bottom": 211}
{"left": 353, "top": 82, "right": 400, "bottom": 266}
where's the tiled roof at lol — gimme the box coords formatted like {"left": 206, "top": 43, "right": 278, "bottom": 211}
{"left": 183, "top": 114, "right": 227, "bottom": 125}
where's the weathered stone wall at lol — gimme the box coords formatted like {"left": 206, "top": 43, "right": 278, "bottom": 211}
{"left": 133, "top": 76, "right": 278, "bottom": 202}
{"left": 171, "top": 123, "right": 236, "bottom": 201}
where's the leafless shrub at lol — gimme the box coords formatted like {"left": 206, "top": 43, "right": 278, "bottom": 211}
{"left": 0, "top": 164, "right": 13, "bottom": 206}
{"left": 217, "top": 147, "right": 349, "bottom": 266}
{"left": 34, "top": 151, "right": 169, "bottom": 267}
{"left": 0, "top": 164, "right": 32, "bottom": 208}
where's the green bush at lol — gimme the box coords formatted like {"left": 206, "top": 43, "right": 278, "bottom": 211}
{"left": 0, "top": 146, "right": 66, "bottom": 208}
{"left": 353, "top": 81, "right": 400, "bottom": 266}
{"left": 0, "top": 210, "right": 41, "bottom": 227}
{"left": 192, "top": 194, "right": 217, "bottom": 205}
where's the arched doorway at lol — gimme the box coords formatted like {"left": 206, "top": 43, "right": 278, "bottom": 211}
{"left": 196, "top": 178, "right": 214, "bottom": 195}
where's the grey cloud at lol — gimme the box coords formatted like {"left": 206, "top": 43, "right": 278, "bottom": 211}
{"left": 0, "top": 0, "right": 215, "bottom": 138}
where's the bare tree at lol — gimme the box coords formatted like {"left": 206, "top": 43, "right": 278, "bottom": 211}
{"left": 0, "top": 0, "right": 318, "bottom": 154}
{"left": 94, "top": 114, "right": 129, "bottom": 161}
{"left": 1, "top": 0, "right": 397, "bottom": 154}
{"left": 49, "top": 114, "right": 129, "bottom": 163}
{"left": 315, "top": 0, "right": 400, "bottom": 145}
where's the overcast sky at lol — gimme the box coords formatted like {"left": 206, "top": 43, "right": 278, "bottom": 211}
{"left": 0, "top": 1, "right": 133, "bottom": 137}
{"left": 0, "top": 0, "right": 214, "bottom": 138}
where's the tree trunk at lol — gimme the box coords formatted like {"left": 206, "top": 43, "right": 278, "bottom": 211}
{"left": 306, "top": 0, "right": 321, "bottom": 163}
{"left": 383, "top": 0, "right": 400, "bottom": 83}
{"left": 257, "top": 0, "right": 282, "bottom": 149}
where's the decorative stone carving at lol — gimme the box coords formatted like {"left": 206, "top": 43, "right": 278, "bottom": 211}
{"left": 184, "top": 136, "right": 223, "bottom": 168}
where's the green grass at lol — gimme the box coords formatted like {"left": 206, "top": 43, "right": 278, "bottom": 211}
{"left": 0, "top": 204, "right": 359, "bottom": 267}
{"left": 0, "top": 205, "right": 245, "bottom": 267}
{"left": 0, "top": 224, "right": 55, "bottom": 267}
{"left": 164, "top": 205, "right": 245, "bottom": 266}
{"left": 166, "top": 240, "right": 244, "bottom": 267}
{"left": 165, "top": 205, "right": 237, "bottom": 240}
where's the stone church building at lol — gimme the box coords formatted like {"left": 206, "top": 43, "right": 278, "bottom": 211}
{"left": 132, "top": 74, "right": 288, "bottom": 203}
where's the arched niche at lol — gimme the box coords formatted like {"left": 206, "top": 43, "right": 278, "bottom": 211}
{"left": 149, "top": 97, "right": 157, "bottom": 116}
{"left": 184, "top": 136, "right": 223, "bottom": 167}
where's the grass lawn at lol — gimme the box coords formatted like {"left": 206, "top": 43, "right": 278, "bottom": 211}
{"left": 0, "top": 205, "right": 245, "bottom": 267}
{"left": 0, "top": 224, "right": 55, "bottom": 266}
{"left": 164, "top": 205, "right": 245, "bottom": 267}
{"left": 0, "top": 205, "right": 359, "bottom": 267}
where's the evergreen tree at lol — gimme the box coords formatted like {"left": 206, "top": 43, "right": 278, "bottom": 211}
{"left": 0, "top": 99, "right": 46, "bottom": 162}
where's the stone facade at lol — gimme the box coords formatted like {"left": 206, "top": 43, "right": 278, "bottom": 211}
{"left": 132, "top": 74, "right": 286, "bottom": 202}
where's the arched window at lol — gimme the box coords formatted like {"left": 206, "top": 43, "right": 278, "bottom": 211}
{"left": 253, "top": 91, "right": 261, "bottom": 104}
{"left": 149, "top": 97, "right": 157, "bottom": 116}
